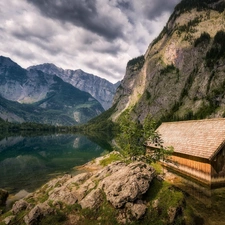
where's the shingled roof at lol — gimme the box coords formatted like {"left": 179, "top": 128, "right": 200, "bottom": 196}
{"left": 149, "top": 118, "right": 225, "bottom": 161}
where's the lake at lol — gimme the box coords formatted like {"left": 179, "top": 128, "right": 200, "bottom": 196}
{"left": 0, "top": 133, "right": 111, "bottom": 195}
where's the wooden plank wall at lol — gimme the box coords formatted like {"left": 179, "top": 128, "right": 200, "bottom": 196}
{"left": 165, "top": 155, "right": 211, "bottom": 182}
{"left": 170, "top": 155, "right": 211, "bottom": 174}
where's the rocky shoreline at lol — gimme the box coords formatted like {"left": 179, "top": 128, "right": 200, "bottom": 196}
{"left": 0, "top": 152, "right": 186, "bottom": 225}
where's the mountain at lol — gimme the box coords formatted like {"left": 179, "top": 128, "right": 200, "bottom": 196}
{"left": 0, "top": 56, "right": 104, "bottom": 125}
{"left": 28, "top": 64, "right": 120, "bottom": 110}
{"left": 111, "top": 0, "right": 225, "bottom": 123}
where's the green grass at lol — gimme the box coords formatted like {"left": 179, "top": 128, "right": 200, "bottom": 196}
{"left": 77, "top": 192, "right": 119, "bottom": 225}
{"left": 140, "top": 179, "right": 185, "bottom": 224}
{"left": 99, "top": 153, "right": 123, "bottom": 166}
{"left": 39, "top": 210, "right": 67, "bottom": 225}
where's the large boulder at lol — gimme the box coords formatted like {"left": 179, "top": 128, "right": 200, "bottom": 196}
{"left": 48, "top": 186, "right": 78, "bottom": 205}
{"left": 48, "top": 172, "right": 93, "bottom": 205}
{"left": 80, "top": 188, "right": 103, "bottom": 209}
{"left": 99, "top": 161, "right": 155, "bottom": 208}
{"left": 117, "top": 201, "right": 148, "bottom": 224}
{"left": 12, "top": 199, "right": 30, "bottom": 214}
{"left": 24, "top": 202, "right": 54, "bottom": 225}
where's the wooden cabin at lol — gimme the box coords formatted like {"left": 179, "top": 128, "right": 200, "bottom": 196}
{"left": 146, "top": 118, "right": 225, "bottom": 187}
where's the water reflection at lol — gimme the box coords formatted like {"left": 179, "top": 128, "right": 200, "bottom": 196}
{"left": 165, "top": 169, "right": 225, "bottom": 224}
{"left": 0, "top": 133, "right": 108, "bottom": 194}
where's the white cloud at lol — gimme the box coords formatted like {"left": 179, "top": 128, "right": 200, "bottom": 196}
{"left": 0, "top": 0, "right": 180, "bottom": 83}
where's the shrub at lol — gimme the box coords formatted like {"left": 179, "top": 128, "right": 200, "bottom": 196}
{"left": 116, "top": 110, "right": 173, "bottom": 162}
{"left": 206, "top": 30, "right": 225, "bottom": 68}
{"left": 160, "top": 64, "right": 178, "bottom": 75}
{"left": 127, "top": 55, "right": 145, "bottom": 71}
{"left": 151, "top": 26, "right": 169, "bottom": 47}
{"left": 194, "top": 32, "right": 210, "bottom": 47}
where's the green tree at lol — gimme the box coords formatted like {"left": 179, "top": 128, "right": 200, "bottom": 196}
{"left": 116, "top": 110, "right": 143, "bottom": 157}
{"left": 116, "top": 110, "right": 173, "bottom": 162}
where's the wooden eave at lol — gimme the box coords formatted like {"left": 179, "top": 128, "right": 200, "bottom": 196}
{"left": 146, "top": 118, "right": 225, "bottom": 161}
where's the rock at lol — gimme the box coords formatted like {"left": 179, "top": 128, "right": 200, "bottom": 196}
{"left": 3, "top": 215, "right": 15, "bottom": 225}
{"left": 167, "top": 206, "right": 182, "bottom": 224}
{"left": 0, "top": 189, "right": 8, "bottom": 206}
{"left": 130, "top": 202, "right": 147, "bottom": 220}
{"left": 24, "top": 202, "right": 54, "bottom": 225}
{"left": 75, "top": 179, "right": 96, "bottom": 201}
{"left": 67, "top": 214, "right": 80, "bottom": 224}
{"left": 12, "top": 199, "right": 29, "bottom": 214}
{"left": 117, "top": 210, "right": 128, "bottom": 225}
{"left": 64, "top": 173, "right": 92, "bottom": 187}
{"left": 168, "top": 207, "right": 177, "bottom": 224}
{"left": 80, "top": 188, "right": 103, "bottom": 209}
{"left": 99, "top": 162, "right": 155, "bottom": 208}
{"left": 123, "top": 201, "right": 147, "bottom": 221}
{"left": 48, "top": 172, "right": 93, "bottom": 205}
{"left": 152, "top": 199, "right": 159, "bottom": 209}
{"left": 47, "top": 174, "right": 72, "bottom": 190}
{"left": 48, "top": 186, "right": 78, "bottom": 205}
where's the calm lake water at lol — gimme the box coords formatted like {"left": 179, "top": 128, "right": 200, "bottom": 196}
{"left": 0, "top": 133, "right": 110, "bottom": 194}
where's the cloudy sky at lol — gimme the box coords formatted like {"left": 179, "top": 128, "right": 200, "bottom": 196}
{"left": 0, "top": 0, "right": 180, "bottom": 83}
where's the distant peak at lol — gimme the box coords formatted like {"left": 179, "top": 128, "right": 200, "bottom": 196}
{"left": 174, "top": 0, "right": 224, "bottom": 15}
{"left": 28, "top": 63, "right": 57, "bottom": 69}
{"left": 27, "top": 63, "right": 65, "bottom": 74}
{"left": 0, "top": 56, "right": 20, "bottom": 67}
{"left": 76, "top": 69, "right": 84, "bottom": 73}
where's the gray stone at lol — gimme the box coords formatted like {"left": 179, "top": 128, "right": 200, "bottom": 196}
{"left": 48, "top": 173, "right": 94, "bottom": 205}
{"left": 48, "top": 186, "right": 78, "bottom": 205}
{"left": 3, "top": 215, "right": 15, "bottom": 225}
{"left": 167, "top": 206, "right": 178, "bottom": 224}
{"left": 24, "top": 202, "right": 54, "bottom": 225}
{"left": 152, "top": 199, "right": 159, "bottom": 209}
{"left": 12, "top": 199, "right": 29, "bottom": 214}
{"left": 80, "top": 188, "right": 103, "bottom": 209}
{"left": 99, "top": 162, "right": 155, "bottom": 208}
{"left": 130, "top": 202, "right": 147, "bottom": 219}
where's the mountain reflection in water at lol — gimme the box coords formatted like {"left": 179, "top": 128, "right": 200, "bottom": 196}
{"left": 0, "top": 133, "right": 108, "bottom": 194}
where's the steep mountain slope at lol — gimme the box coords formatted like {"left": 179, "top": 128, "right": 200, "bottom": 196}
{"left": 28, "top": 64, "right": 120, "bottom": 110}
{"left": 112, "top": 0, "right": 225, "bottom": 123}
{"left": 0, "top": 56, "right": 104, "bottom": 125}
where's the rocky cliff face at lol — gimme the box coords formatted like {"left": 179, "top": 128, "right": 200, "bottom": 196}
{"left": 28, "top": 64, "right": 120, "bottom": 110}
{"left": 0, "top": 56, "right": 104, "bottom": 125}
{"left": 112, "top": 0, "right": 225, "bottom": 123}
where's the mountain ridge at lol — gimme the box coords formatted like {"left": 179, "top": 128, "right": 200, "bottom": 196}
{"left": 28, "top": 63, "right": 120, "bottom": 110}
{"left": 111, "top": 0, "right": 225, "bottom": 123}
{"left": 0, "top": 56, "right": 104, "bottom": 125}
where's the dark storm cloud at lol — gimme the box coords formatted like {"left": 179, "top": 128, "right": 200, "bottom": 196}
{"left": 13, "top": 49, "right": 36, "bottom": 61}
{"left": 11, "top": 27, "right": 52, "bottom": 43}
{"left": 1, "top": 0, "right": 181, "bottom": 82}
{"left": 142, "top": 0, "right": 180, "bottom": 20}
{"left": 27, "top": 0, "right": 125, "bottom": 40}
{"left": 86, "top": 58, "right": 125, "bottom": 80}
{"left": 88, "top": 62, "right": 123, "bottom": 80}
{"left": 116, "top": 0, "right": 132, "bottom": 11}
